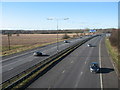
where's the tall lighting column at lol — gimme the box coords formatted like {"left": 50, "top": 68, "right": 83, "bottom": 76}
{"left": 47, "top": 17, "right": 69, "bottom": 54}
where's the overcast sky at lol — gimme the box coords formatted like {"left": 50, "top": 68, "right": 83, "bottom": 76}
{"left": 1, "top": 1, "right": 118, "bottom": 30}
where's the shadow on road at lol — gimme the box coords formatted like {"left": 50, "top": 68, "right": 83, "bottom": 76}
{"left": 36, "top": 54, "right": 49, "bottom": 57}
{"left": 41, "top": 54, "right": 50, "bottom": 57}
{"left": 98, "top": 68, "right": 114, "bottom": 74}
{"left": 91, "top": 45, "right": 97, "bottom": 47}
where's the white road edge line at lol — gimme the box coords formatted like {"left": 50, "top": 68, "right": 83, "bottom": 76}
{"left": 74, "top": 37, "right": 99, "bottom": 88}
{"left": 99, "top": 39, "right": 103, "bottom": 90}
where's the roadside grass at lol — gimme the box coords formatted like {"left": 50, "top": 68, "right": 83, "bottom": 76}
{"left": 1, "top": 45, "right": 24, "bottom": 52}
{"left": 105, "top": 37, "right": 120, "bottom": 75}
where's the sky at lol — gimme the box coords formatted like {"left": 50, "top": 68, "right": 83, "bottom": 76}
{"left": 1, "top": 1, "right": 118, "bottom": 30}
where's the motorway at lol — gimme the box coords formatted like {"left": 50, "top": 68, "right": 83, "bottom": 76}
{"left": 1, "top": 36, "right": 89, "bottom": 83}
{"left": 27, "top": 35, "right": 118, "bottom": 89}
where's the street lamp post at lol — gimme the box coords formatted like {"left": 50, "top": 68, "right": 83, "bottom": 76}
{"left": 56, "top": 19, "right": 59, "bottom": 53}
{"left": 47, "top": 17, "right": 69, "bottom": 54}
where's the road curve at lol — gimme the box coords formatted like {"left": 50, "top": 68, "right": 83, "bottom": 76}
{"left": 27, "top": 35, "right": 118, "bottom": 89}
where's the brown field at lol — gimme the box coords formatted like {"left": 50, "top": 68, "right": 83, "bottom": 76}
{"left": 2, "top": 34, "right": 75, "bottom": 46}
{"left": 1, "top": 33, "right": 95, "bottom": 56}
{"left": 1, "top": 34, "right": 78, "bottom": 55}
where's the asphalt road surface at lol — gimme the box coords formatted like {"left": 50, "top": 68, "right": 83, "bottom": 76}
{"left": 27, "top": 35, "right": 118, "bottom": 89}
{"left": 1, "top": 36, "right": 90, "bottom": 82}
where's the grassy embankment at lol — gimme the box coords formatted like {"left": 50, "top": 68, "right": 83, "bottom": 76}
{"left": 105, "top": 37, "right": 120, "bottom": 76}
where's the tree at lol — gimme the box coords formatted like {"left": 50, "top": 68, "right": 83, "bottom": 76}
{"left": 62, "top": 33, "right": 70, "bottom": 39}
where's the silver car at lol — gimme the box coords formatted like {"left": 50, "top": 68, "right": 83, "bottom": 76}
{"left": 90, "top": 62, "right": 100, "bottom": 73}
{"left": 33, "top": 51, "right": 42, "bottom": 56}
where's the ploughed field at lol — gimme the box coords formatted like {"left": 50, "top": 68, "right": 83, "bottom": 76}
{"left": 1, "top": 34, "right": 74, "bottom": 55}
{"left": 2, "top": 34, "right": 65, "bottom": 46}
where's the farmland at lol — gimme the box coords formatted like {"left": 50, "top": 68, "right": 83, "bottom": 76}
{"left": 1, "top": 34, "right": 76, "bottom": 56}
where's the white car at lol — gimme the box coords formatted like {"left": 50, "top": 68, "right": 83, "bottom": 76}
{"left": 87, "top": 44, "right": 92, "bottom": 47}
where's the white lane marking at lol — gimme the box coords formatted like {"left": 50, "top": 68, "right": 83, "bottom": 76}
{"left": 29, "top": 59, "right": 33, "bottom": 62}
{"left": 80, "top": 72, "right": 83, "bottom": 75}
{"left": 74, "top": 71, "right": 83, "bottom": 88}
{"left": 1, "top": 50, "right": 36, "bottom": 63}
{"left": 74, "top": 37, "right": 98, "bottom": 88}
{"left": 62, "top": 70, "right": 65, "bottom": 74}
{"left": 8, "top": 68, "right": 13, "bottom": 71}
{"left": 85, "top": 61, "right": 87, "bottom": 64}
{"left": 99, "top": 39, "right": 103, "bottom": 90}
{"left": 71, "top": 61, "right": 74, "bottom": 64}
{"left": 48, "top": 86, "right": 51, "bottom": 90}
{"left": 2, "top": 56, "right": 33, "bottom": 69}
{"left": 43, "top": 46, "right": 57, "bottom": 52}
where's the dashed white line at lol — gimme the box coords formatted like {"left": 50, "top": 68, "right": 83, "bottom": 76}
{"left": 29, "top": 59, "right": 33, "bottom": 62}
{"left": 48, "top": 86, "right": 51, "bottom": 90}
{"left": 74, "top": 71, "right": 83, "bottom": 88}
{"left": 80, "top": 72, "right": 83, "bottom": 75}
{"left": 85, "top": 61, "right": 87, "bottom": 64}
{"left": 62, "top": 70, "right": 65, "bottom": 74}
{"left": 8, "top": 68, "right": 13, "bottom": 71}
{"left": 71, "top": 61, "right": 74, "bottom": 64}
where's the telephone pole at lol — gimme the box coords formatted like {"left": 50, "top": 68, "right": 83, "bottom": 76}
{"left": 7, "top": 33, "right": 11, "bottom": 50}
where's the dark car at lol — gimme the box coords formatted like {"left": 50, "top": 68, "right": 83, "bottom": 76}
{"left": 90, "top": 62, "right": 100, "bottom": 73}
{"left": 33, "top": 51, "right": 42, "bottom": 56}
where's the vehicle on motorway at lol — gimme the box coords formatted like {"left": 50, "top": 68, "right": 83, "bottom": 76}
{"left": 33, "top": 51, "right": 42, "bottom": 56}
{"left": 90, "top": 62, "right": 100, "bottom": 73}
{"left": 87, "top": 44, "right": 92, "bottom": 47}
{"left": 64, "top": 40, "right": 69, "bottom": 43}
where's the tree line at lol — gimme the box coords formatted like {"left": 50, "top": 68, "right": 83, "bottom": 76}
{"left": 1, "top": 28, "right": 116, "bottom": 35}
{"left": 109, "top": 29, "right": 120, "bottom": 52}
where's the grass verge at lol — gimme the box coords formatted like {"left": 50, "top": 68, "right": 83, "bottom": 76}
{"left": 105, "top": 37, "right": 120, "bottom": 76}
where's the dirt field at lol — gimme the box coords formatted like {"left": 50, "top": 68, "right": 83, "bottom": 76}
{"left": 1, "top": 34, "right": 78, "bottom": 53}
{"left": 2, "top": 34, "right": 75, "bottom": 46}
{"left": 1, "top": 33, "right": 93, "bottom": 56}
